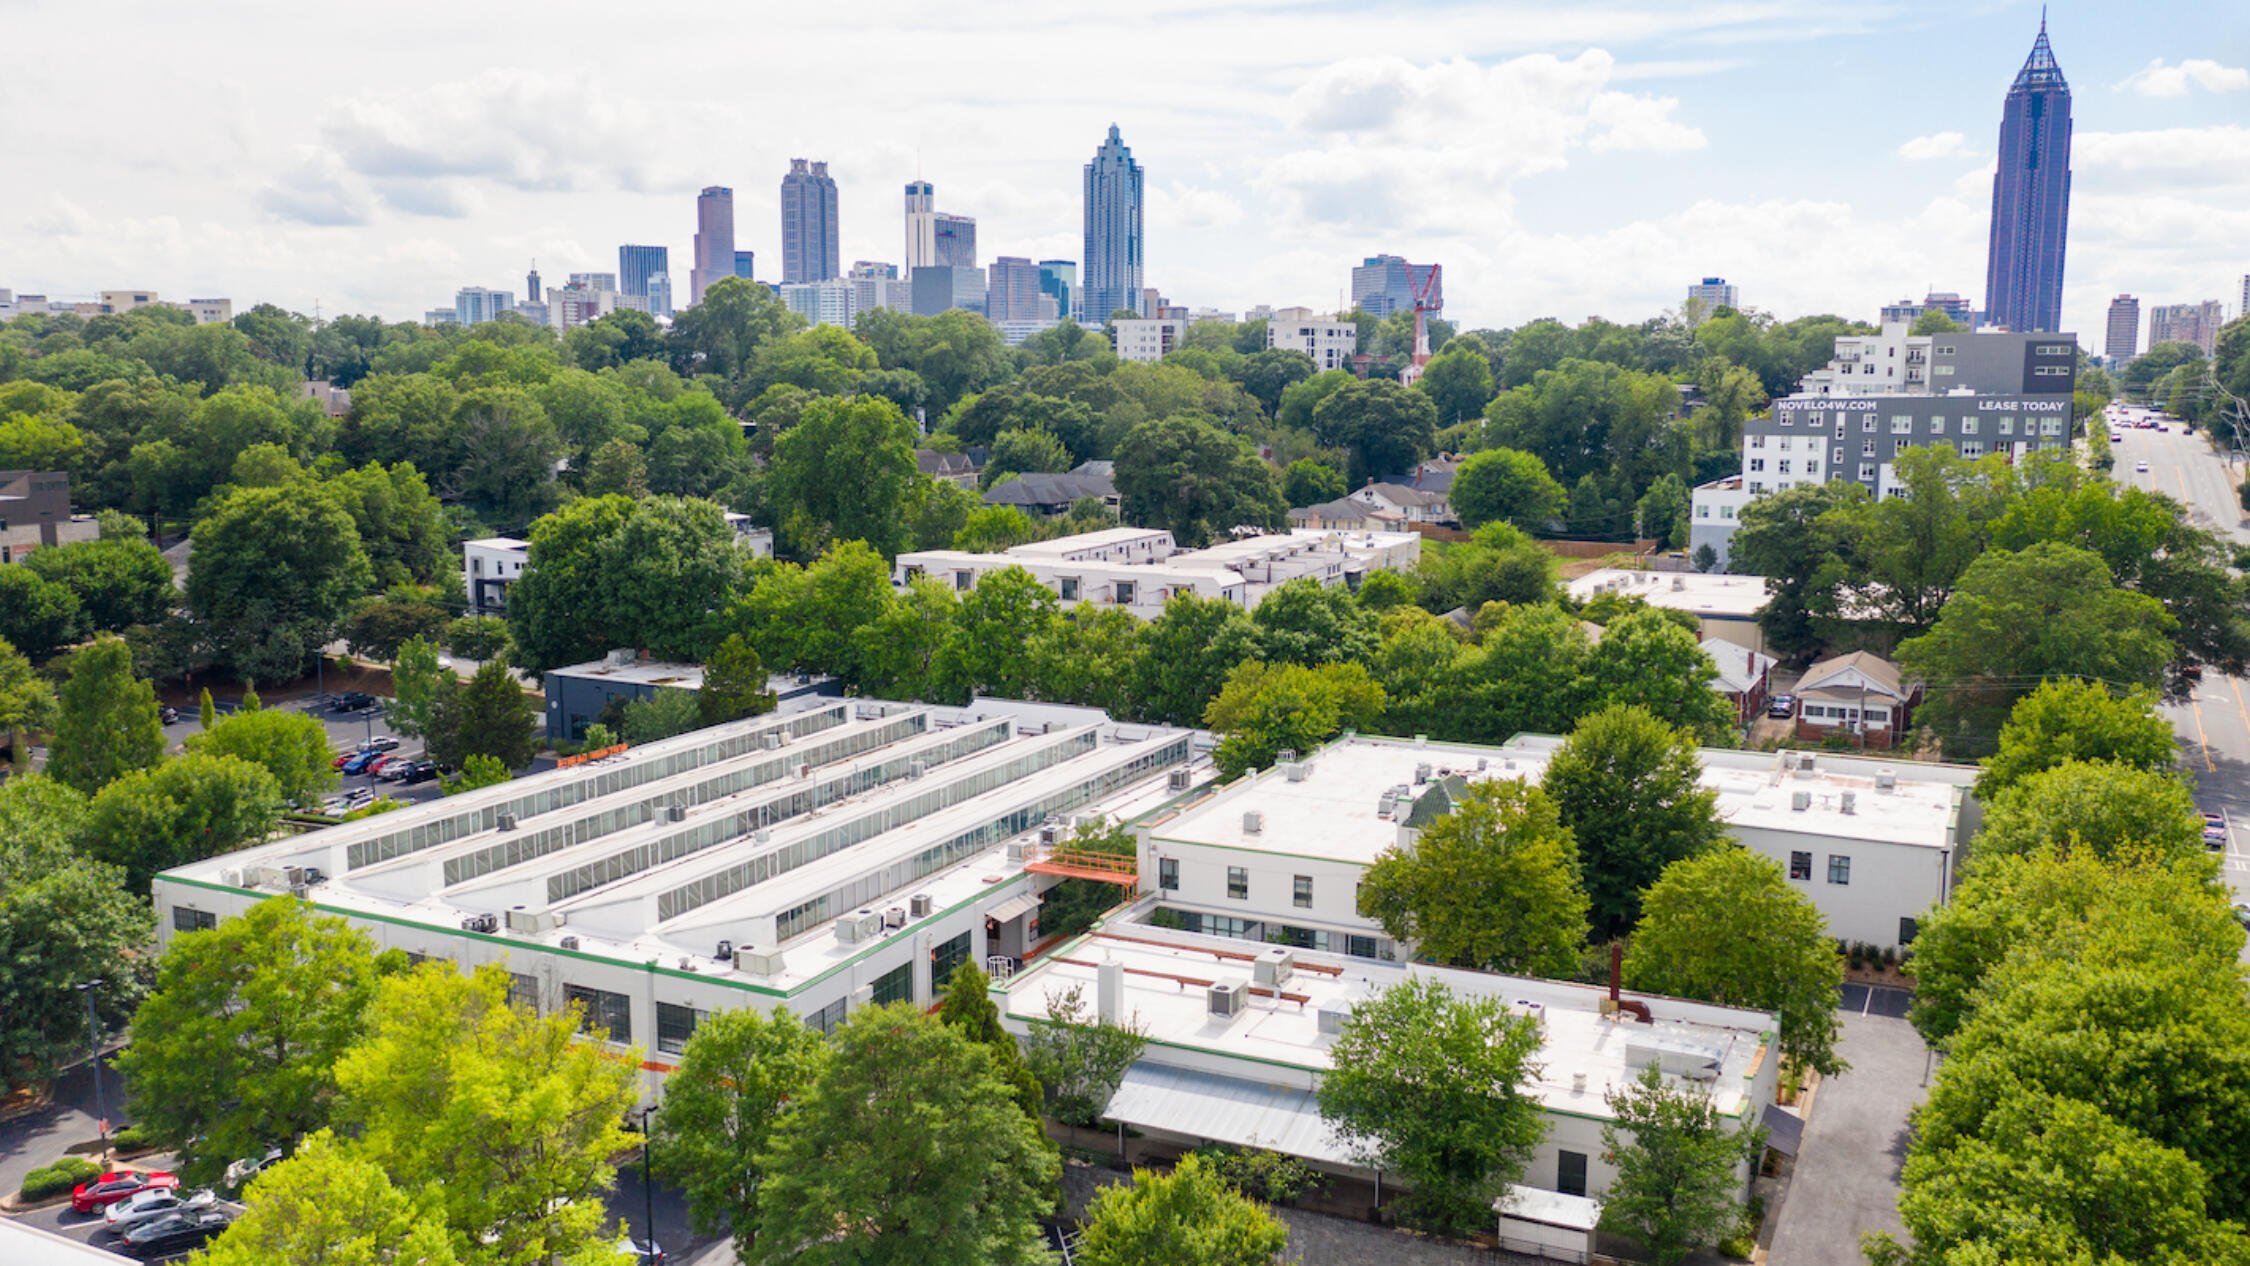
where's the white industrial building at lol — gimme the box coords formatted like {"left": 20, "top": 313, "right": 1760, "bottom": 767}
{"left": 1566, "top": 568, "right": 1774, "bottom": 656}
{"left": 152, "top": 698, "right": 1197, "bottom": 1092}
{"left": 893, "top": 526, "right": 1420, "bottom": 621}
{"left": 998, "top": 920, "right": 1778, "bottom": 1241}
{"left": 1136, "top": 732, "right": 1976, "bottom": 953}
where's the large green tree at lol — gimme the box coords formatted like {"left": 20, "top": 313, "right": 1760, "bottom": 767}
{"left": 1975, "top": 759, "right": 2206, "bottom": 866}
{"left": 767, "top": 395, "right": 922, "bottom": 557}
{"left": 1624, "top": 849, "right": 1845, "bottom": 1075}
{"left": 1598, "top": 1065, "right": 1761, "bottom": 1266}
{"left": 119, "top": 898, "right": 395, "bottom": 1183}
{"left": 1129, "top": 593, "right": 1257, "bottom": 727}
{"left": 46, "top": 634, "right": 166, "bottom": 795}
{"left": 0, "top": 636, "right": 56, "bottom": 772}
{"left": 1450, "top": 447, "right": 1567, "bottom": 533}
{"left": 187, "top": 707, "right": 341, "bottom": 806}
{"left": 653, "top": 1006, "right": 829, "bottom": 1263}
{"left": 1018, "top": 981, "right": 1147, "bottom": 1129}
{"left": 1899, "top": 543, "right": 2175, "bottom": 758}
{"left": 0, "top": 566, "right": 79, "bottom": 663}
{"left": 1542, "top": 704, "right": 1726, "bottom": 934}
{"left": 699, "top": 632, "right": 777, "bottom": 726}
{"left": 336, "top": 964, "right": 638, "bottom": 1266}
{"left": 1111, "top": 413, "right": 1286, "bottom": 548}
{"left": 188, "top": 484, "right": 375, "bottom": 682}
{"left": 751, "top": 1003, "right": 1059, "bottom": 1266}
{"left": 20, "top": 535, "right": 176, "bottom": 638}
{"left": 197, "top": 1130, "right": 462, "bottom": 1266}
{"left": 1580, "top": 609, "right": 1737, "bottom": 743}
{"left": 936, "top": 963, "right": 1043, "bottom": 1118}
{"left": 505, "top": 494, "right": 746, "bottom": 674}
{"left": 1246, "top": 576, "right": 1378, "bottom": 667}
{"left": 1974, "top": 678, "right": 2179, "bottom": 801}
{"left": 1310, "top": 378, "right": 1439, "bottom": 486}
{"left": 1077, "top": 1153, "right": 1291, "bottom": 1266}
{"left": 0, "top": 776, "right": 149, "bottom": 1090}
{"left": 1359, "top": 779, "right": 1589, "bottom": 977}
{"left": 425, "top": 660, "right": 539, "bottom": 770}
{"left": 1316, "top": 978, "right": 1546, "bottom": 1237}
{"left": 1204, "top": 660, "right": 1385, "bottom": 778}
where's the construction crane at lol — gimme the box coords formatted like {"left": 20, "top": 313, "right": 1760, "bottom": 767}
{"left": 1396, "top": 263, "right": 1444, "bottom": 387}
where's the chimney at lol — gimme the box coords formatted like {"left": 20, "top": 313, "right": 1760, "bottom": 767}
{"left": 1609, "top": 942, "right": 1623, "bottom": 1005}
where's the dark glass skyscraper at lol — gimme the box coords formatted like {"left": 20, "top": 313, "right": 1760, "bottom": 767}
{"left": 1082, "top": 125, "right": 1144, "bottom": 322}
{"left": 618, "top": 244, "right": 669, "bottom": 316}
{"left": 781, "top": 159, "right": 841, "bottom": 284}
{"left": 1983, "top": 17, "right": 2072, "bottom": 333}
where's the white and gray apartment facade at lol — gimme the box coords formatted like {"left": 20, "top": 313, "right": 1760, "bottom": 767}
{"left": 1691, "top": 323, "right": 2077, "bottom": 567}
{"left": 153, "top": 698, "right": 1198, "bottom": 1096}
{"left": 1133, "top": 732, "right": 1976, "bottom": 955}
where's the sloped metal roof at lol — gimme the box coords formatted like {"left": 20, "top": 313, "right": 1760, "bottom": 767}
{"left": 1102, "top": 1064, "right": 1358, "bottom": 1167}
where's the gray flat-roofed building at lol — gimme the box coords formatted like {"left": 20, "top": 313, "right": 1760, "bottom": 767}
{"left": 542, "top": 652, "right": 841, "bottom": 741}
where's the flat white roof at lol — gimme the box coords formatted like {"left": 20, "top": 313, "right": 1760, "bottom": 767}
{"left": 1147, "top": 733, "right": 1969, "bottom": 864}
{"left": 1005, "top": 527, "right": 1175, "bottom": 556}
{"left": 1567, "top": 568, "right": 1771, "bottom": 619}
{"left": 465, "top": 536, "right": 529, "bottom": 550}
{"left": 1001, "top": 927, "right": 1773, "bottom": 1125}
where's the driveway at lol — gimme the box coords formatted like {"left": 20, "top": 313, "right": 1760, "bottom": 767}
{"left": 1766, "top": 1012, "right": 1930, "bottom": 1266}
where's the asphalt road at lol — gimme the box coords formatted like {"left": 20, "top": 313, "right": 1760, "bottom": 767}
{"left": 2107, "top": 412, "right": 2250, "bottom": 907}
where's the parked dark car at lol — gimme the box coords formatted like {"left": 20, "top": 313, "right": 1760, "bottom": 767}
{"left": 330, "top": 692, "right": 377, "bottom": 712}
{"left": 158, "top": 705, "right": 181, "bottom": 725}
{"left": 1766, "top": 693, "right": 1798, "bottom": 719}
{"left": 399, "top": 761, "right": 441, "bottom": 785}
{"left": 121, "top": 1207, "right": 234, "bottom": 1259}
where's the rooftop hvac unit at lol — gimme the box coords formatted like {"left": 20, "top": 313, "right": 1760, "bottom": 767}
{"left": 1285, "top": 760, "right": 1313, "bottom": 783}
{"left": 1626, "top": 1037, "right": 1725, "bottom": 1081}
{"left": 1316, "top": 1005, "right": 1353, "bottom": 1036}
{"left": 666, "top": 803, "right": 686, "bottom": 823}
{"left": 835, "top": 910, "right": 884, "bottom": 944}
{"left": 715, "top": 939, "right": 734, "bottom": 962}
{"left": 1039, "top": 823, "right": 1063, "bottom": 847}
{"left": 1671, "top": 576, "right": 1686, "bottom": 591}
{"left": 281, "top": 865, "right": 304, "bottom": 887}
{"left": 760, "top": 733, "right": 782, "bottom": 751}
{"left": 1006, "top": 841, "right": 1030, "bottom": 863}
{"left": 735, "top": 947, "right": 786, "bottom": 977}
{"left": 1875, "top": 768, "right": 1898, "bottom": 791}
{"left": 460, "top": 913, "right": 501, "bottom": 934}
{"left": 1839, "top": 791, "right": 1857, "bottom": 815}
{"left": 606, "top": 648, "right": 636, "bottom": 668}
{"left": 559, "top": 935, "right": 580, "bottom": 950}
{"left": 1207, "top": 980, "right": 1248, "bottom": 1019}
{"left": 1167, "top": 768, "right": 1194, "bottom": 792}
{"left": 1791, "top": 791, "right": 1812, "bottom": 812}
{"left": 1242, "top": 810, "right": 1264, "bottom": 835}
{"left": 909, "top": 760, "right": 927, "bottom": 779}
{"left": 251, "top": 864, "right": 291, "bottom": 889}
{"left": 220, "top": 867, "right": 245, "bottom": 888}
{"left": 1414, "top": 762, "right": 1432, "bottom": 785}
{"left": 497, "top": 813, "right": 517, "bottom": 831}
{"left": 1252, "top": 947, "right": 1295, "bottom": 987}
{"left": 755, "top": 828, "right": 772, "bottom": 845}
{"left": 505, "top": 908, "right": 562, "bottom": 935}
{"left": 884, "top": 907, "right": 907, "bottom": 929}
{"left": 1275, "top": 749, "right": 1297, "bottom": 766}
{"left": 909, "top": 893, "right": 934, "bottom": 918}
{"left": 1798, "top": 753, "right": 1818, "bottom": 773}
{"left": 1515, "top": 999, "right": 1547, "bottom": 1022}
{"left": 299, "top": 867, "right": 326, "bottom": 886}
{"left": 794, "top": 762, "right": 811, "bottom": 779}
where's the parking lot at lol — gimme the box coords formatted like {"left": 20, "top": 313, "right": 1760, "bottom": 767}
{"left": 158, "top": 692, "right": 447, "bottom": 811}
{"left": 11, "top": 1173, "right": 234, "bottom": 1262}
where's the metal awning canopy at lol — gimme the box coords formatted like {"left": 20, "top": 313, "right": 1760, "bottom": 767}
{"left": 1761, "top": 1103, "right": 1805, "bottom": 1157}
{"left": 1101, "top": 1063, "right": 1357, "bottom": 1167}
{"left": 987, "top": 892, "right": 1042, "bottom": 924}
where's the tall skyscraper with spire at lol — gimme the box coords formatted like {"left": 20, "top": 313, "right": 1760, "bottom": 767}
{"left": 690, "top": 186, "right": 735, "bottom": 307}
{"left": 1983, "top": 14, "right": 2072, "bottom": 333}
{"left": 1082, "top": 124, "right": 1145, "bottom": 322}
{"left": 781, "top": 159, "right": 841, "bottom": 284}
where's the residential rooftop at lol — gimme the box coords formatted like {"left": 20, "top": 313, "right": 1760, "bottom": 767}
{"left": 1145, "top": 733, "right": 1971, "bottom": 866}
{"left": 1566, "top": 568, "right": 1772, "bottom": 620}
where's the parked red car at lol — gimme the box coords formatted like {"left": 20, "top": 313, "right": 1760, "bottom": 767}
{"left": 72, "top": 1170, "right": 179, "bottom": 1214}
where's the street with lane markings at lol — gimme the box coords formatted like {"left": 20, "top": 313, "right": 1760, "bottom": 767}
{"left": 2106, "top": 408, "right": 2250, "bottom": 911}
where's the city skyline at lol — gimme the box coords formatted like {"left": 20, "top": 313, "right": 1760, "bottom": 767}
{"left": 2, "top": 1, "right": 2244, "bottom": 336}
{"left": 1982, "top": 16, "right": 2074, "bottom": 333}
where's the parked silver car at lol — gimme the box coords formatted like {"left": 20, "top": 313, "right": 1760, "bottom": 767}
{"left": 102, "top": 1186, "right": 216, "bottom": 1234}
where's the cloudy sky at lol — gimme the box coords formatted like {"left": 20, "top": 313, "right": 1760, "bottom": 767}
{"left": 3, "top": 0, "right": 2244, "bottom": 339}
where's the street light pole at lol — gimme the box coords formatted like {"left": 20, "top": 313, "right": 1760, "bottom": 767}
{"left": 638, "top": 1104, "right": 657, "bottom": 1260}
{"left": 78, "top": 980, "right": 109, "bottom": 1164}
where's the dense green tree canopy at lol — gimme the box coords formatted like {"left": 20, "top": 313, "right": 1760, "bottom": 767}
{"left": 1112, "top": 413, "right": 1286, "bottom": 547}
{"left": 1078, "top": 1154, "right": 1291, "bottom": 1266}
{"left": 1544, "top": 704, "right": 1727, "bottom": 934}
{"left": 46, "top": 634, "right": 166, "bottom": 795}
{"left": 654, "top": 1006, "right": 828, "bottom": 1263}
{"left": 1359, "top": 778, "right": 1589, "bottom": 976}
{"left": 1974, "top": 678, "right": 2179, "bottom": 801}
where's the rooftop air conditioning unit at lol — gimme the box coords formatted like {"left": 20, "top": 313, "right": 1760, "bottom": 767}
{"left": 909, "top": 760, "right": 927, "bottom": 779}
{"left": 1839, "top": 791, "right": 1857, "bottom": 815}
{"left": 281, "top": 865, "right": 304, "bottom": 887}
{"left": 736, "top": 947, "right": 786, "bottom": 977}
{"left": 884, "top": 907, "right": 907, "bottom": 929}
{"left": 1285, "top": 760, "right": 1313, "bottom": 783}
{"left": 909, "top": 893, "right": 934, "bottom": 918}
{"left": 1414, "top": 762, "right": 1432, "bottom": 785}
{"left": 1798, "top": 753, "right": 1818, "bottom": 773}
{"left": 666, "top": 803, "right": 686, "bottom": 823}
{"left": 506, "top": 908, "right": 562, "bottom": 935}
{"left": 760, "top": 733, "right": 782, "bottom": 751}
{"left": 1005, "top": 841, "right": 1030, "bottom": 862}
{"left": 606, "top": 648, "right": 636, "bottom": 668}
{"left": 1876, "top": 768, "right": 1898, "bottom": 791}
{"left": 1791, "top": 791, "right": 1812, "bottom": 812}
{"left": 1039, "top": 823, "right": 1063, "bottom": 847}
{"left": 1167, "top": 768, "right": 1194, "bottom": 792}
{"left": 836, "top": 910, "right": 884, "bottom": 944}
{"left": 1252, "top": 947, "right": 1295, "bottom": 987}
{"left": 220, "top": 867, "right": 245, "bottom": 888}
{"left": 560, "top": 934, "right": 580, "bottom": 950}
{"left": 497, "top": 813, "right": 517, "bottom": 831}
{"left": 461, "top": 913, "right": 501, "bottom": 934}
{"left": 299, "top": 867, "right": 326, "bottom": 886}
{"left": 795, "top": 762, "right": 811, "bottom": 780}
{"left": 1316, "top": 1005, "right": 1353, "bottom": 1036}
{"left": 1627, "top": 1037, "right": 1724, "bottom": 1081}
{"left": 1207, "top": 980, "right": 1248, "bottom": 1019}
{"left": 715, "top": 939, "right": 734, "bottom": 962}
{"left": 1242, "top": 810, "right": 1265, "bottom": 835}
{"left": 1671, "top": 576, "right": 1686, "bottom": 591}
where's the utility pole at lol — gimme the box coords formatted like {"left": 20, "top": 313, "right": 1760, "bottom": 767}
{"left": 78, "top": 980, "right": 110, "bottom": 1164}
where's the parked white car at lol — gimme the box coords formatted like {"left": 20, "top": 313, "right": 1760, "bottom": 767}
{"left": 102, "top": 1186, "right": 215, "bottom": 1234}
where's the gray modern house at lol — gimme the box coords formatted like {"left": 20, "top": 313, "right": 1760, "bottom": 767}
{"left": 1081, "top": 125, "right": 1144, "bottom": 322}
{"left": 1983, "top": 17, "right": 2072, "bottom": 334}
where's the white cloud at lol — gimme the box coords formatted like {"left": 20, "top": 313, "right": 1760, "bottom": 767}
{"left": 2117, "top": 58, "right": 2250, "bottom": 98}
{"left": 2075, "top": 125, "right": 2250, "bottom": 186}
{"left": 1896, "top": 131, "right": 1975, "bottom": 161}
{"left": 1147, "top": 184, "right": 1245, "bottom": 231}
